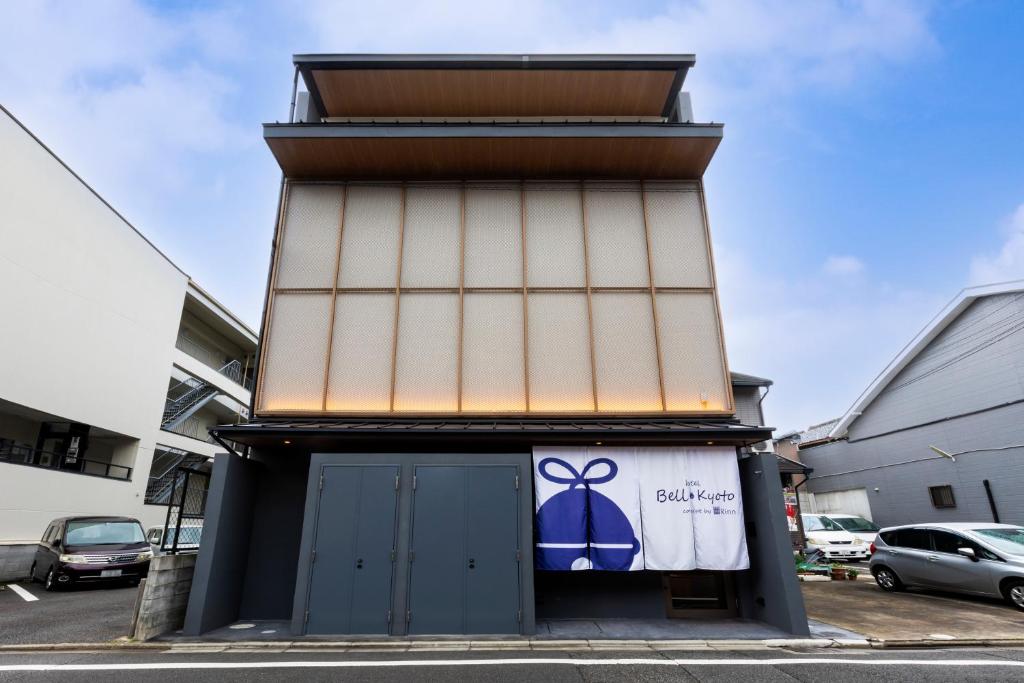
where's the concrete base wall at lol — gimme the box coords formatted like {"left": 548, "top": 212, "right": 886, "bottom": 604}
{"left": 133, "top": 553, "right": 197, "bottom": 641}
{"left": 0, "top": 543, "right": 36, "bottom": 582}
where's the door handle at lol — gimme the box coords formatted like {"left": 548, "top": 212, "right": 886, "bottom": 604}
{"left": 889, "top": 550, "right": 900, "bottom": 555}
{"left": 926, "top": 555, "right": 939, "bottom": 562}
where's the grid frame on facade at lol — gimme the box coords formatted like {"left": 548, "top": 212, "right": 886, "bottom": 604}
{"left": 256, "top": 180, "right": 733, "bottom": 416}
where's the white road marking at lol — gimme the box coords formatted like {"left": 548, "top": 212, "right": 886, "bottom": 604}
{"left": 5, "top": 584, "right": 38, "bottom": 602}
{"left": 0, "top": 658, "right": 1023, "bottom": 672}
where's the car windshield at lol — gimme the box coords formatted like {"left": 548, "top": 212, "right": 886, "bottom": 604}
{"left": 803, "top": 516, "right": 843, "bottom": 532}
{"left": 971, "top": 528, "right": 1024, "bottom": 555}
{"left": 65, "top": 521, "right": 145, "bottom": 545}
{"left": 830, "top": 516, "right": 879, "bottom": 533}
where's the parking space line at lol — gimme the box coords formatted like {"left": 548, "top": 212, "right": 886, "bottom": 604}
{"left": 6, "top": 584, "right": 39, "bottom": 602}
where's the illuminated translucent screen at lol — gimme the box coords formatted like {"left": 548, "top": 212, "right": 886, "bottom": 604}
{"left": 258, "top": 182, "right": 729, "bottom": 414}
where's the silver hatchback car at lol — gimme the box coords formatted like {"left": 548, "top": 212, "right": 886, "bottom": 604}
{"left": 869, "top": 523, "right": 1024, "bottom": 610}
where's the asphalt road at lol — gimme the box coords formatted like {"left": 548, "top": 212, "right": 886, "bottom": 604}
{"left": 2, "top": 648, "right": 1024, "bottom": 682}
{"left": 0, "top": 581, "right": 138, "bottom": 644}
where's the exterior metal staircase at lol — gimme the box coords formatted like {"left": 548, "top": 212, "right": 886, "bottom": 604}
{"left": 145, "top": 450, "right": 209, "bottom": 504}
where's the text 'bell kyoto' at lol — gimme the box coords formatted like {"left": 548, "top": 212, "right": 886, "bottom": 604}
{"left": 182, "top": 54, "right": 809, "bottom": 638}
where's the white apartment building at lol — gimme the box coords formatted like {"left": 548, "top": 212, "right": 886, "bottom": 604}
{"left": 0, "top": 105, "right": 257, "bottom": 564}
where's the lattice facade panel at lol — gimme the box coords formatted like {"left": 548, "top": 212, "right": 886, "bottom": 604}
{"left": 326, "top": 293, "right": 395, "bottom": 411}
{"left": 337, "top": 184, "right": 403, "bottom": 288}
{"left": 401, "top": 184, "right": 461, "bottom": 287}
{"left": 584, "top": 181, "right": 650, "bottom": 287}
{"left": 258, "top": 180, "right": 732, "bottom": 416}
{"left": 274, "top": 185, "right": 344, "bottom": 289}
{"left": 591, "top": 292, "right": 663, "bottom": 411}
{"left": 393, "top": 293, "right": 459, "bottom": 412}
{"left": 464, "top": 183, "right": 522, "bottom": 287}
{"left": 258, "top": 293, "right": 331, "bottom": 411}
{"left": 525, "top": 183, "right": 586, "bottom": 287}
{"left": 527, "top": 293, "right": 595, "bottom": 411}
{"left": 461, "top": 293, "right": 526, "bottom": 412}
{"left": 645, "top": 181, "right": 712, "bottom": 287}
{"left": 657, "top": 292, "right": 729, "bottom": 411}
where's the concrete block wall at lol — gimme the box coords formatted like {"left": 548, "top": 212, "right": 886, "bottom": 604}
{"left": 133, "top": 553, "right": 197, "bottom": 641}
{"left": 0, "top": 543, "right": 36, "bottom": 582}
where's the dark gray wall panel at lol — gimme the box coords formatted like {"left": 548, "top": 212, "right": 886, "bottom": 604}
{"left": 184, "top": 454, "right": 258, "bottom": 635}
{"left": 735, "top": 451, "right": 809, "bottom": 635}
{"left": 238, "top": 452, "right": 308, "bottom": 619}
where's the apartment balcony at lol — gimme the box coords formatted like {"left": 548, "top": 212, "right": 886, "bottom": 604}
{"left": 0, "top": 398, "right": 137, "bottom": 482}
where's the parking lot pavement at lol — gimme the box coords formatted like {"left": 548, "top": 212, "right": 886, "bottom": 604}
{"left": 3, "top": 647, "right": 1024, "bottom": 682}
{"left": 802, "top": 576, "right": 1024, "bottom": 641}
{"left": 0, "top": 580, "right": 138, "bottom": 645}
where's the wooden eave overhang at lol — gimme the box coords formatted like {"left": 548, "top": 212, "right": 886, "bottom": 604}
{"left": 263, "top": 122, "right": 723, "bottom": 180}
{"left": 295, "top": 53, "right": 696, "bottom": 119}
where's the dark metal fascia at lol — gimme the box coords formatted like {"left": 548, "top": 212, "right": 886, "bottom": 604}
{"left": 660, "top": 65, "right": 691, "bottom": 119}
{"left": 262, "top": 122, "right": 724, "bottom": 140}
{"left": 292, "top": 53, "right": 696, "bottom": 72}
{"left": 296, "top": 65, "right": 327, "bottom": 120}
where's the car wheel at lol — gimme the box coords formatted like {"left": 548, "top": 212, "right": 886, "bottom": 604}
{"left": 44, "top": 567, "right": 59, "bottom": 592}
{"left": 873, "top": 566, "right": 904, "bottom": 592}
{"left": 1004, "top": 580, "right": 1024, "bottom": 611}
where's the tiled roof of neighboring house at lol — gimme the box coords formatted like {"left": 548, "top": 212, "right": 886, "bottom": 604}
{"left": 829, "top": 279, "right": 1024, "bottom": 439}
{"left": 730, "top": 371, "right": 773, "bottom": 387}
{"left": 774, "top": 417, "right": 840, "bottom": 445}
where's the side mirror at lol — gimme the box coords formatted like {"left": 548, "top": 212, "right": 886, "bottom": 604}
{"left": 51, "top": 538, "right": 60, "bottom": 547}
{"left": 957, "top": 547, "right": 978, "bottom": 562}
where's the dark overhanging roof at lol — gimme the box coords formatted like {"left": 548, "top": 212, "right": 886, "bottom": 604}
{"left": 730, "top": 371, "right": 774, "bottom": 388}
{"left": 293, "top": 53, "right": 696, "bottom": 120}
{"left": 213, "top": 418, "right": 772, "bottom": 450}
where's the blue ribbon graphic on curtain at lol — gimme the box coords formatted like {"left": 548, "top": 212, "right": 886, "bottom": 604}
{"left": 535, "top": 457, "right": 640, "bottom": 570}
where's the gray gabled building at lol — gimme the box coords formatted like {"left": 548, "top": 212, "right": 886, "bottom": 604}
{"left": 799, "top": 281, "right": 1024, "bottom": 527}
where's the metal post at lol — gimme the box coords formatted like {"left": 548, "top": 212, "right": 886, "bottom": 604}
{"left": 288, "top": 65, "right": 299, "bottom": 123}
{"left": 983, "top": 479, "right": 1000, "bottom": 523}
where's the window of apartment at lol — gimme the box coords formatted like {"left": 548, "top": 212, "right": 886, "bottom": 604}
{"left": 929, "top": 485, "right": 956, "bottom": 509}
{"left": 258, "top": 181, "right": 731, "bottom": 415}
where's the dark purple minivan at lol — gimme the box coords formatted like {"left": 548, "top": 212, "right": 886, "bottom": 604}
{"left": 30, "top": 516, "right": 152, "bottom": 590}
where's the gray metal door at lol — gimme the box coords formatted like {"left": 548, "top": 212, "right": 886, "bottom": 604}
{"left": 466, "top": 466, "right": 520, "bottom": 633}
{"left": 407, "top": 465, "right": 520, "bottom": 634}
{"left": 306, "top": 465, "right": 398, "bottom": 634}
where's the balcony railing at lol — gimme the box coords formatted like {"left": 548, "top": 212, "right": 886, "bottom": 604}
{"left": 175, "top": 332, "right": 254, "bottom": 391}
{"left": 0, "top": 444, "right": 132, "bottom": 481}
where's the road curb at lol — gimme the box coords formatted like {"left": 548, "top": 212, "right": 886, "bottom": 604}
{"left": 3, "top": 636, "right": 1024, "bottom": 654}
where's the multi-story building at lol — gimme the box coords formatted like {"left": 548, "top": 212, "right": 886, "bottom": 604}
{"left": 799, "top": 281, "right": 1024, "bottom": 527}
{"left": 0, "top": 105, "right": 257, "bottom": 579}
{"left": 183, "top": 54, "right": 807, "bottom": 638}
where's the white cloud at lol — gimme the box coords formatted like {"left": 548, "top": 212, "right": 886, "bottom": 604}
{"left": 715, "top": 245, "right": 942, "bottom": 434}
{"left": 969, "top": 204, "right": 1024, "bottom": 286}
{"left": 823, "top": 255, "right": 865, "bottom": 276}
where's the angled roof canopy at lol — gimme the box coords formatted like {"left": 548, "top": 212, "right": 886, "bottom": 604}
{"left": 295, "top": 53, "right": 696, "bottom": 120}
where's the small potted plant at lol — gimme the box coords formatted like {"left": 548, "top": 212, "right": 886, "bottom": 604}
{"left": 829, "top": 563, "right": 847, "bottom": 580}
{"left": 847, "top": 568, "right": 860, "bottom": 581}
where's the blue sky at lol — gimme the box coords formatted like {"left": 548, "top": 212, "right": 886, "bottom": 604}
{"left": 2, "top": 1, "right": 1022, "bottom": 432}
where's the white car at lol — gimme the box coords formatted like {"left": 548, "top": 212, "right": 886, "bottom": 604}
{"left": 820, "top": 513, "right": 880, "bottom": 546}
{"left": 146, "top": 523, "right": 203, "bottom": 555}
{"left": 802, "top": 514, "right": 870, "bottom": 562}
